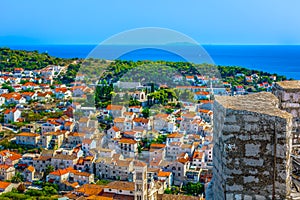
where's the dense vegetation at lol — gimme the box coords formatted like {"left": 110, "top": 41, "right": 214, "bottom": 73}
{"left": 94, "top": 60, "right": 286, "bottom": 108}
{"left": 0, "top": 48, "right": 74, "bottom": 71}
{"left": 0, "top": 183, "right": 58, "bottom": 200}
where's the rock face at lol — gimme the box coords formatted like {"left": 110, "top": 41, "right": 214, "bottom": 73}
{"left": 273, "top": 81, "right": 300, "bottom": 145}
{"left": 212, "top": 92, "right": 293, "bottom": 200}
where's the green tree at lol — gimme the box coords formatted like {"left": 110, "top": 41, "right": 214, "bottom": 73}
{"left": 45, "top": 165, "right": 55, "bottom": 176}
{"left": 1, "top": 83, "right": 14, "bottom": 92}
{"left": 11, "top": 172, "right": 23, "bottom": 183}
{"left": 42, "top": 186, "right": 58, "bottom": 195}
{"left": 142, "top": 108, "right": 150, "bottom": 118}
{"left": 182, "top": 182, "right": 204, "bottom": 196}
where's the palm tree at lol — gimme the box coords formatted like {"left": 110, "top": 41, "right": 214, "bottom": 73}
{"left": 45, "top": 165, "right": 55, "bottom": 176}
{"left": 11, "top": 172, "right": 23, "bottom": 183}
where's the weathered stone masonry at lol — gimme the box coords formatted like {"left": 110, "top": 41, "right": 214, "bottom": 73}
{"left": 273, "top": 81, "right": 300, "bottom": 195}
{"left": 212, "top": 92, "right": 293, "bottom": 200}
{"left": 273, "top": 81, "right": 300, "bottom": 145}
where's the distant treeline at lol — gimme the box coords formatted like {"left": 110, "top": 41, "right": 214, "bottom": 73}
{"left": 0, "top": 48, "right": 74, "bottom": 71}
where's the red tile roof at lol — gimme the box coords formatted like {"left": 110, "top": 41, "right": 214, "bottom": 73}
{"left": 0, "top": 181, "right": 10, "bottom": 189}
{"left": 17, "top": 132, "right": 39, "bottom": 137}
{"left": 111, "top": 126, "right": 120, "bottom": 132}
{"left": 27, "top": 166, "right": 35, "bottom": 172}
{"left": 167, "top": 133, "right": 183, "bottom": 138}
{"left": 50, "top": 167, "right": 76, "bottom": 176}
{"left": 106, "top": 104, "right": 124, "bottom": 111}
{"left": 4, "top": 108, "right": 18, "bottom": 114}
{"left": 119, "top": 138, "right": 137, "bottom": 144}
{"left": 158, "top": 171, "right": 171, "bottom": 177}
{"left": 23, "top": 82, "right": 38, "bottom": 87}
{"left": 0, "top": 164, "right": 11, "bottom": 170}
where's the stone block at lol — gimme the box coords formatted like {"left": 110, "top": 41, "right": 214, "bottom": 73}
{"left": 245, "top": 143, "right": 261, "bottom": 157}
{"left": 225, "top": 115, "right": 237, "bottom": 123}
{"left": 244, "top": 195, "right": 253, "bottom": 200}
{"left": 226, "top": 184, "right": 243, "bottom": 192}
{"left": 243, "top": 158, "right": 264, "bottom": 167}
{"left": 244, "top": 176, "right": 259, "bottom": 183}
{"left": 223, "top": 125, "right": 241, "bottom": 132}
{"left": 243, "top": 115, "right": 260, "bottom": 122}
{"left": 235, "top": 194, "right": 242, "bottom": 200}
{"left": 255, "top": 195, "right": 266, "bottom": 200}
{"left": 245, "top": 124, "right": 259, "bottom": 132}
{"left": 226, "top": 193, "right": 233, "bottom": 200}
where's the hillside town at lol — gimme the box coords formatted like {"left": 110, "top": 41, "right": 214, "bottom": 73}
{"left": 0, "top": 58, "right": 290, "bottom": 200}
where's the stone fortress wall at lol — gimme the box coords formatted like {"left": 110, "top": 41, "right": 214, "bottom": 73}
{"left": 212, "top": 91, "right": 293, "bottom": 200}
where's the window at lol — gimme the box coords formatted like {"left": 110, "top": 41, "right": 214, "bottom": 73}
{"left": 136, "top": 172, "right": 143, "bottom": 180}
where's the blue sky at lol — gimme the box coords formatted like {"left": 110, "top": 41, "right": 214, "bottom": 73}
{"left": 1, "top": 0, "right": 300, "bottom": 45}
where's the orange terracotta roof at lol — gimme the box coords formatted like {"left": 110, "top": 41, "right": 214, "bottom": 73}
{"left": 87, "top": 195, "right": 113, "bottom": 200}
{"left": 82, "top": 138, "right": 93, "bottom": 144}
{"left": 134, "top": 160, "right": 147, "bottom": 167}
{"left": 177, "top": 157, "right": 190, "bottom": 164}
{"left": 105, "top": 181, "right": 135, "bottom": 191}
{"left": 119, "top": 138, "right": 137, "bottom": 144}
{"left": 181, "top": 144, "right": 193, "bottom": 149}
{"left": 186, "top": 76, "right": 194, "bottom": 79}
{"left": 17, "top": 132, "right": 40, "bottom": 137}
{"left": 193, "top": 151, "right": 204, "bottom": 159}
{"left": 0, "top": 181, "right": 10, "bottom": 189}
{"left": 64, "top": 121, "right": 73, "bottom": 126}
{"left": 199, "top": 100, "right": 213, "bottom": 104}
{"left": 158, "top": 171, "right": 171, "bottom": 177}
{"left": 50, "top": 167, "right": 75, "bottom": 176}
{"left": 129, "top": 105, "right": 141, "bottom": 109}
{"left": 115, "top": 160, "right": 131, "bottom": 167}
{"left": 9, "top": 154, "right": 22, "bottom": 161}
{"left": 150, "top": 143, "right": 166, "bottom": 149}
{"left": 23, "top": 82, "right": 38, "bottom": 87}
{"left": 22, "top": 92, "right": 35, "bottom": 96}
{"left": 4, "top": 108, "right": 18, "bottom": 115}
{"left": 72, "top": 171, "right": 91, "bottom": 177}
{"left": 27, "top": 166, "right": 35, "bottom": 172}
{"left": 155, "top": 113, "right": 169, "bottom": 119}
{"left": 124, "top": 131, "right": 136, "bottom": 136}
{"left": 123, "top": 112, "right": 134, "bottom": 116}
{"left": 75, "top": 184, "right": 104, "bottom": 196}
{"left": 0, "top": 164, "right": 11, "bottom": 170}
{"left": 133, "top": 118, "right": 149, "bottom": 123}
{"left": 71, "top": 86, "right": 86, "bottom": 91}
{"left": 114, "top": 118, "right": 125, "bottom": 123}
{"left": 111, "top": 126, "right": 120, "bottom": 132}
{"left": 106, "top": 104, "right": 124, "bottom": 111}
{"left": 167, "top": 133, "right": 183, "bottom": 138}
{"left": 37, "top": 92, "right": 50, "bottom": 97}
{"left": 195, "top": 91, "right": 210, "bottom": 95}
{"left": 69, "top": 132, "right": 85, "bottom": 137}
{"left": 55, "top": 88, "right": 68, "bottom": 93}
{"left": 2, "top": 93, "right": 22, "bottom": 100}
{"left": 198, "top": 109, "right": 211, "bottom": 114}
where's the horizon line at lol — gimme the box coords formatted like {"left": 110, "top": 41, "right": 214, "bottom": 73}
{"left": 1, "top": 43, "right": 300, "bottom": 46}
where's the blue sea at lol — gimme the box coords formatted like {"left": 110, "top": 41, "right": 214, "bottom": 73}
{"left": 3, "top": 44, "right": 300, "bottom": 80}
